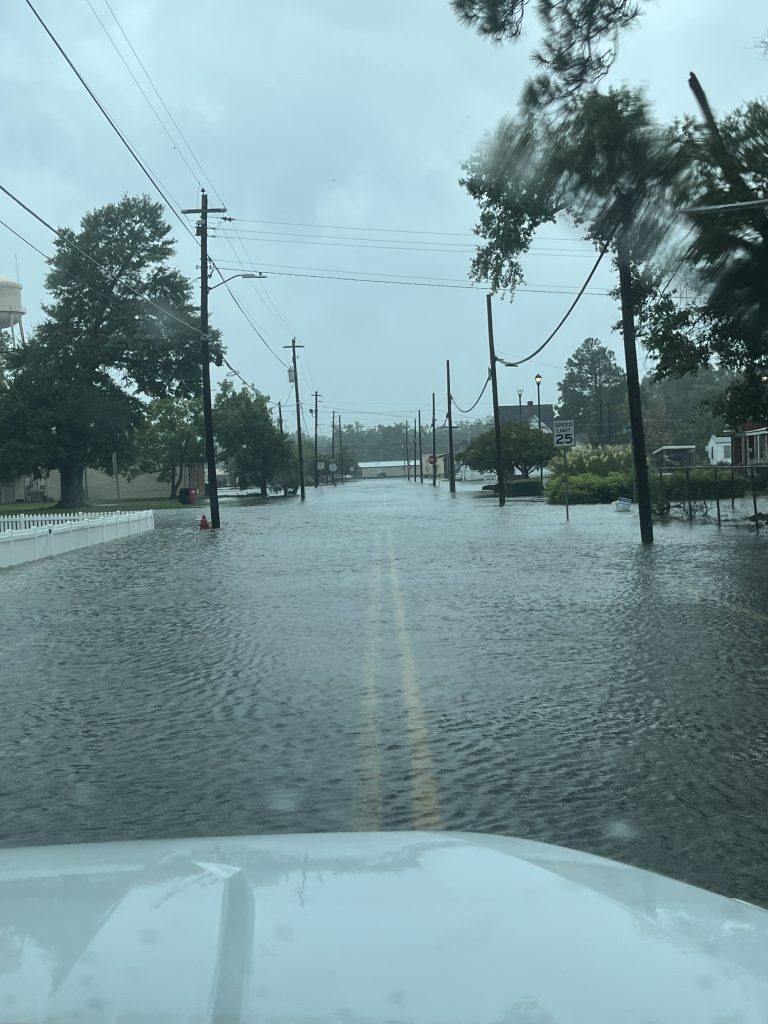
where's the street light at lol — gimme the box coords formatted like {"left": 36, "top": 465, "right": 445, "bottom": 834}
{"left": 517, "top": 388, "right": 524, "bottom": 423}
{"left": 208, "top": 272, "right": 266, "bottom": 291}
{"left": 535, "top": 373, "right": 543, "bottom": 488}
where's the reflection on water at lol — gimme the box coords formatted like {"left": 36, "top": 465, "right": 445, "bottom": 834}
{"left": 0, "top": 482, "right": 766, "bottom": 905}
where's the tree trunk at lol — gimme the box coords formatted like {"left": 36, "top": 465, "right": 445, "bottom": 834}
{"left": 260, "top": 477, "right": 268, "bottom": 498}
{"left": 58, "top": 464, "right": 86, "bottom": 508}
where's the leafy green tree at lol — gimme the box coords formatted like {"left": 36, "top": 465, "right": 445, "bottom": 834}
{"left": 640, "top": 368, "right": 734, "bottom": 456}
{"left": 133, "top": 396, "right": 205, "bottom": 498}
{"left": 557, "top": 338, "right": 627, "bottom": 444}
{"left": 214, "top": 380, "right": 291, "bottom": 495}
{"left": 461, "top": 422, "right": 553, "bottom": 478}
{"left": 0, "top": 195, "right": 214, "bottom": 507}
{"left": 451, "top": 1, "right": 646, "bottom": 108}
{"left": 633, "top": 100, "right": 768, "bottom": 427}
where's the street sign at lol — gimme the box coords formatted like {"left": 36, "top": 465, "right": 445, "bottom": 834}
{"left": 328, "top": 462, "right": 338, "bottom": 473}
{"left": 553, "top": 420, "right": 575, "bottom": 448}
{"left": 317, "top": 461, "right": 325, "bottom": 470}
{"left": 427, "top": 454, "right": 437, "bottom": 465}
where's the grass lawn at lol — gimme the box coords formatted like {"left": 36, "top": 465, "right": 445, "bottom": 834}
{"left": 0, "top": 497, "right": 209, "bottom": 515}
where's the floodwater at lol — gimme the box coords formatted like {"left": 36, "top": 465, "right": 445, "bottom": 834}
{"left": 1, "top": 480, "right": 767, "bottom": 906}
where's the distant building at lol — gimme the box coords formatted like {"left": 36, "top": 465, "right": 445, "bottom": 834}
{"left": 499, "top": 400, "right": 554, "bottom": 432}
{"left": 358, "top": 460, "right": 419, "bottom": 479}
{"left": 705, "top": 435, "right": 732, "bottom": 465}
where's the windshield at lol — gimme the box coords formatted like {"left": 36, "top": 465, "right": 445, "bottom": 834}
{"left": 0, "top": 0, "right": 767, "bottom": 1017}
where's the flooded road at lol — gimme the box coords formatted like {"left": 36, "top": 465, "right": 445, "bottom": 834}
{"left": 1, "top": 480, "right": 767, "bottom": 905}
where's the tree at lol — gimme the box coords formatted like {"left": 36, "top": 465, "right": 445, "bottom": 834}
{"left": 214, "top": 381, "right": 291, "bottom": 495}
{"left": 640, "top": 367, "right": 734, "bottom": 456}
{"left": 461, "top": 422, "right": 553, "bottom": 478}
{"left": 557, "top": 338, "right": 627, "bottom": 444}
{"left": 451, "top": 1, "right": 646, "bottom": 108}
{"left": 134, "top": 397, "right": 205, "bottom": 498}
{"left": 0, "top": 195, "right": 215, "bottom": 507}
{"left": 632, "top": 99, "right": 768, "bottom": 428}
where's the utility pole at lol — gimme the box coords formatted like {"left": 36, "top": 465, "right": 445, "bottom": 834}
{"left": 313, "top": 391, "right": 320, "bottom": 488}
{"left": 617, "top": 229, "right": 653, "bottom": 544}
{"left": 413, "top": 418, "right": 417, "bottom": 483}
{"left": 338, "top": 415, "right": 345, "bottom": 483}
{"left": 331, "top": 411, "right": 336, "bottom": 486}
{"left": 418, "top": 410, "right": 424, "bottom": 482}
{"left": 431, "top": 392, "right": 437, "bottom": 487}
{"left": 486, "top": 294, "right": 505, "bottom": 508}
{"left": 182, "top": 189, "right": 226, "bottom": 528}
{"left": 405, "top": 420, "right": 410, "bottom": 480}
{"left": 277, "top": 402, "right": 283, "bottom": 436}
{"left": 446, "top": 359, "right": 456, "bottom": 495}
{"left": 284, "top": 338, "right": 306, "bottom": 501}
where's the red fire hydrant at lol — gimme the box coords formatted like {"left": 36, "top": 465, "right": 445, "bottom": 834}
{"left": 199, "top": 514, "right": 210, "bottom": 530}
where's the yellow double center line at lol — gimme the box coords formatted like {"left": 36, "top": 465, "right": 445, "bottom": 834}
{"left": 355, "top": 532, "right": 442, "bottom": 830}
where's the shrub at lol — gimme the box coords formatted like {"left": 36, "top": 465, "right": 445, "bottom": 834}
{"left": 505, "top": 478, "right": 543, "bottom": 497}
{"left": 546, "top": 468, "right": 749, "bottom": 507}
{"left": 657, "top": 470, "right": 747, "bottom": 501}
{"left": 546, "top": 471, "right": 634, "bottom": 504}
{"left": 548, "top": 445, "right": 633, "bottom": 479}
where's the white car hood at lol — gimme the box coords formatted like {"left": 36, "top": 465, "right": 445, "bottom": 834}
{"left": 0, "top": 830, "right": 766, "bottom": 1023}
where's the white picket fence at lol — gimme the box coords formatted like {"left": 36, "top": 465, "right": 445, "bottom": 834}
{"left": 0, "top": 510, "right": 155, "bottom": 569}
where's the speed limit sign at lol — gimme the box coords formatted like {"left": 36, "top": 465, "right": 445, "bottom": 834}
{"left": 553, "top": 420, "right": 575, "bottom": 448}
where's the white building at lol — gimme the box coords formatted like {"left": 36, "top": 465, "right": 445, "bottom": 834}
{"left": 705, "top": 435, "right": 732, "bottom": 465}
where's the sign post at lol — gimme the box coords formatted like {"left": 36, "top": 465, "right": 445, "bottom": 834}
{"left": 553, "top": 420, "right": 575, "bottom": 522}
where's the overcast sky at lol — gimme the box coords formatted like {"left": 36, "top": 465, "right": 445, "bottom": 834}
{"left": 0, "top": 1, "right": 765, "bottom": 431}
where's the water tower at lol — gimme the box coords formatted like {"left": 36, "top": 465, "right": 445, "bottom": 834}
{"left": 0, "top": 276, "right": 25, "bottom": 346}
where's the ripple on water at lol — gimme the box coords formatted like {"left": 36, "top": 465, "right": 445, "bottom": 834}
{"left": 0, "top": 488, "right": 767, "bottom": 903}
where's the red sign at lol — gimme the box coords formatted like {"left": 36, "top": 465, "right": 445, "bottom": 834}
{"left": 427, "top": 455, "right": 438, "bottom": 465}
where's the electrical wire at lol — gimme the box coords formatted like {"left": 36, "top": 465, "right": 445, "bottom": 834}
{"left": 212, "top": 258, "right": 610, "bottom": 294}
{"left": 497, "top": 232, "right": 616, "bottom": 369}
{"left": 102, "top": 0, "right": 216, "bottom": 196}
{"left": 0, "top": 219, "right": 49, "bottom": 260}
{"left": 29, "top": 0, "right": 290, "bottom": 368}
{"left": 84, "top": 0, "right": 204, "bottom": 191}
{"left": 213, "top": 230, "right": 596, "bottom": 258}
{"left": 25, "top": 0, "right": 195, "bottom": 242}
{"left": 451, "top": 376, "right": 491, "bottom": 414}
{"left": 229, "top": 217, "right": 593, "bottom": 246}
{"left": 212, "top": 265, "right": 611, "bottom": 294}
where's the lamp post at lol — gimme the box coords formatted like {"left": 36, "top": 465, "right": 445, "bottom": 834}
{"left": 517, "top": 389, "right": 524, "bottom": 423}
{"left": 535, "top": 373, "right": 543, "bottom": 489}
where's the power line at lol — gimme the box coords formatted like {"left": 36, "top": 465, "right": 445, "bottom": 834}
{"left": 25, "top": 0, "right": 195, "bottom": 242}
{"left": 498, "top": 233, "right": 616, "bottom": 369}
{"left": 209, "top": 264, "right": 289, "bottom": 367}
{"left": 84, "top": 0, "right": 203, "bottom": 191}
{"left": 102, "top": 0, "right": 219, "bottom": 199}
{"left": 0, "top": 219, "right": 49, "bottom": 260}
{"left": 29, "top": 0, "right": 288, "bottom": 367}
{"left": 211, "top": 258, "right": 610, "bottom": 292}
{"left": 452, "top": 375, "right": 491, "bottom": 414}
{"left": 212, "top": 230, "right": 596, "bottom": 257}
{"left": 213, "top": 265, "right": 611, "bottom": 295}
{"left": 228, "top": 217, "right": 593, "bottom": 246}
{"left": 99, "top": 0, "right": 294, "bottom": 339}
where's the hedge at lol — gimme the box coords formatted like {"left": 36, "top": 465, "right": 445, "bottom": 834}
{"left": 546, "top": 469, "right": 749, "bottom": 506}
{"left": 483, "top": 479, "right": 544, "bottom": 497}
